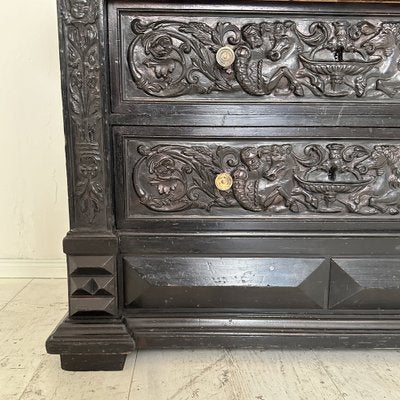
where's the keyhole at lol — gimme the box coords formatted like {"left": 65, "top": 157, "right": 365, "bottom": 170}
{"left": 328, "top": 166, "right": 337, "bottom": 181}
{"left": 334, "top": 46, "right": 344, "bottom": 62}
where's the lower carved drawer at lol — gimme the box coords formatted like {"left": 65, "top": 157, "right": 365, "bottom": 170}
{"left": 115, "top": 131, "right": 400, "bottom": 228}
{"left": 123, "top": 256, "right": 400, "bottom": 311}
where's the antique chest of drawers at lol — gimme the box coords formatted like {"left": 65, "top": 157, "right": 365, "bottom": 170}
{"left": 47, "top": 0, "right": 400, "bottom": 370}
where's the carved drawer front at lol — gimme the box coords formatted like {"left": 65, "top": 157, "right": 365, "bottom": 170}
{"left": 116, "top": 133, "right": 400, "bottom": 227}
{"left": 123, "top": 256, "right": 329, "bottom": 309}
{"left": 329, "top": 258, "right": 400, "bottom": 309}
{"left": 109, "top": 3, "right": 400, "bottom": 109}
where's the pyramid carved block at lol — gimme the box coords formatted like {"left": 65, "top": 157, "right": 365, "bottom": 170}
{"left": 67, "top": 256, "right": 117, "bottom": 316}
{"left": 330, "top": 259, "right": 400, "bottom": 309}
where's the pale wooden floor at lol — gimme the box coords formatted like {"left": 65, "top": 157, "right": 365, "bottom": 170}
{"left": 2, "top": 279, "right": 400, "bottom": 400}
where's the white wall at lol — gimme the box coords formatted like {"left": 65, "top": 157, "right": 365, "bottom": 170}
{"left": 0, "top": 0, "right": 69, "bottom": 273}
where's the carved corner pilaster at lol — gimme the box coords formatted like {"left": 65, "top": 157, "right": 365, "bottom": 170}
{"left": 57, "top": 0, "right": 111, "bottom": 230}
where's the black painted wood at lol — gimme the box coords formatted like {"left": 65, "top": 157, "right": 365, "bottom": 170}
{"left": 123, "top": 256, "right": 330, "bottom": 308}
{"left": 60, "top": 354, "right": 128, "bottom": 371}
{"left": 46, "top": 318, "right": 135, "bottom": 371}
{"left": 47, "top": 0, "right": 400, "bottom": 371}
{"left": 330, "top": 258, "right": 400, "bottom": 309}
{"left": 126, "top": 314, "right": 400, "bottom": 349}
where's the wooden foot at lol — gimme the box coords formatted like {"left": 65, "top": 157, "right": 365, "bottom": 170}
{"left": 60, "top": 354, "right": 127, "bottom": 371}
{"left": 46, "top": 316, "right": 135, "bottom": 371}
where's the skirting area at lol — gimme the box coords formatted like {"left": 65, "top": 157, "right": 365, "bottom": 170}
{"left": 2, "top": 277, "right": 400, "bottom": 399}
{"left": 0, "top": 259, "right": 66, "bottom": 278}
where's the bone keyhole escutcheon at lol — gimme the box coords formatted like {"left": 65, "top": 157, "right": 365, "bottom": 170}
{"left": 215, "top": 172, "right": 233, "bottom": 191}
{"left": 216, "top": 47, "right": 235, "bottom": 68}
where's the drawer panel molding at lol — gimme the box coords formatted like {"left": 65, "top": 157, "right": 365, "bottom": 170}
{"left": 123, "top": 257, "right": 329, "bottom": 309}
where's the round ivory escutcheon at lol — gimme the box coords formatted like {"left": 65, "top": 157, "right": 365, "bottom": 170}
{"left": 215, "top": 172, "right": 233, "bottom": 191}
{"left": 216, "top": 47, "right": 235, "bottom": 68}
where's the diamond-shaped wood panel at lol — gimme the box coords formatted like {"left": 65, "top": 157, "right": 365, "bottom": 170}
{"left": 68, "top": 255, "right": 117, "bottom": 316}
{"left": 70, "top": 276, "right": 115, "bottom": 297}
{"left": 330, "top": 258, "right": 400, "bottom": 309}
{"left": 123, "top": 257, "right": 329, "bottom": 309}
{"left": 69, "top": 256, "right": 115, "bottom": 276}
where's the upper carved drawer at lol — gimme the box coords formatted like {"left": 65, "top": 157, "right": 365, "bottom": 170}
{"left": 109, "top": 3, "right": 400, "bottom": 108}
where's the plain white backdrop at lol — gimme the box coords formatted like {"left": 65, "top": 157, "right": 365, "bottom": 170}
{"left": 0, "top": 0, "right": 69, "bottom": 275}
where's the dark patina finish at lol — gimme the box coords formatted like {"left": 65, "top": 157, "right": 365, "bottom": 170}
{"left": 47, "top": 0, "right": 400, "bottom": 371}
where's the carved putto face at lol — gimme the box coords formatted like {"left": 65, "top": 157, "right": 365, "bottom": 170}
{"left": 149, "top": 35, "right": 173, "bottom": 58}
{"left": 79, "top": 155, "right": 99, "bottom": 179}
{"left": 242, "top": 24, "right": 263, "bottom": 49}
{"left": 149, "top": 155, "right": 177, "bottom": 180}
{"left": 241, "top": 147, "right": 261, "bottom": 170}
{"left": 70, "top": 0, "right": 90, "bottom": 20}
{"left": 273, "top": 22, "right": 286, "bottom": 38}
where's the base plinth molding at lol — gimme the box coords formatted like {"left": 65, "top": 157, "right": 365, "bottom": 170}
{"left": 46, "top": 316, "right": 135, "bottom": 371}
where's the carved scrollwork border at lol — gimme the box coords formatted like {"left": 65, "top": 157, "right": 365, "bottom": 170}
{"left": 58, "top": 0, "right": 109, "bottom": 229}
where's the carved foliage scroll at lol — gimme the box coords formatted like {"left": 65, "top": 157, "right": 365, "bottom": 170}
{"left": 133, "top": 143, "right": 400, "bottom": 216}
{"left": 60, "top": 0, "right": 105, "bottom": 225}
{"left": 128, "top": 18, "right": 400, "bottom": 99}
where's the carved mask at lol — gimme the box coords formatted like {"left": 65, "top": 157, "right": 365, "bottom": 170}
{"left": 70, "top": 0, "right": 90, "bottom": 20}
{"left": 241, "top": 147, "right": 261, "bottom": 170}
{"left": 149, "top": 35, "right": 173, "bottom": 58}
{"left": 242, "top": 24, "right": 263, "bottom": 49}
{"left": 79, "top": 155, "right": 99, "bottom": 178}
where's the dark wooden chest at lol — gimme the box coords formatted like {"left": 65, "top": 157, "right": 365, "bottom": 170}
{"left": 47, "top": 0, "right": 400, "bottom": 371}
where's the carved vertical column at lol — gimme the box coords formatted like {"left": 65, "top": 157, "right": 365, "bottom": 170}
{"left": 57, "top": 0, "right": 118, "bottom": 317}
{"left": 47, "top": 0, "right": 134, "bottom": 370}
{"left": 58, "top": 0, "right": 110, "bottom": 229}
